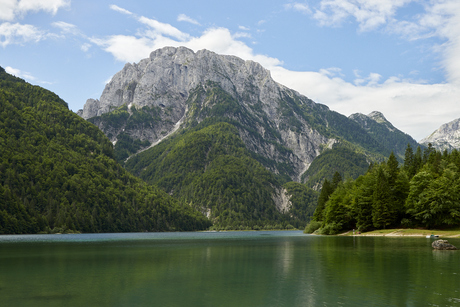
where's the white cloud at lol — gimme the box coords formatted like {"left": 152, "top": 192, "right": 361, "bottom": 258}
{"left": 239, "top": 25, "right": 250, "bottom": 31}
{"left": 177, "top": 14, "right": 200, "bottom": 25}
{"left": 0, "top": 22, "right": 44, "bottom": 46}
{"left": 5, "top": 65, "right": 37, "bottom": 81}
{"left": 109, "top": 4, "right": 133, "bottom": 16}
{"left": 109, "top": 5, "right": 190, "bottom": 41}
{"left": 52, "top": 21, "right": 78, "bottom": 34}
{"left": 233, "top": 32, "right": 252, "bottom": 39}
{"left": 138, "top": 16, "right": 190, "bottom": 41}
{"left": 353, "top": 70, "right": 382, "bottom": 86}
{"left": 285, "top": 2, "right": 312, "bottom": 14}
{"left": 81, "top": 42, "right": 91, "bottom": 52}
{"left": 312, "top": 0, "right": 414, "bottom": 31}
{"left": 0, "top": 0, "right": 70, "bottom": 21}
{"left": 90, "top": 35, "right": 158, "bottom": 63}
{"left": 0, "top": 1, "right": 70, "bottom": 47}
{"left": 5, "top": 65, "right": 53, "bottom": 84}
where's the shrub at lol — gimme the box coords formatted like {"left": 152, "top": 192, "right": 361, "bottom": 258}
{"left": 318, "top": 222, "right": 342, "bottom": 235}
{"left": 304, "top": 221, "right": 322, "bottom": 233}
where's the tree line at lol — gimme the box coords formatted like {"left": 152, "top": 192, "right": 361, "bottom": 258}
{"left": 307, "top": 144, "right": 460, "bottom": 234}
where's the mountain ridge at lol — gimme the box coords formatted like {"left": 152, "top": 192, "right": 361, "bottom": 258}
{"left": 420, "top": 117, "right": 460, "bottom": 151}
{"left": 77, "top": 46, "right": 422, "bottom": 229}
{"left": 79, "top": 46, "right": 338, "bottom": 181}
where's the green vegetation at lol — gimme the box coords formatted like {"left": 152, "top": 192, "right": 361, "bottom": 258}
{"left": 122, "top": 82, "right": 323, "bottom": 230}
{"left": 310, "top": 144, "right": 460, "bottom": 234}
{"left": 88, "top": 104, "right": 163, "bottom": 164}
{"left": 283, "top": 182, "right": 318, "bottom": 226}
{"left": 125, "top": 120, "right": 307, "bottom": 230}
{"left": 0, "top": 67, "right": 211, "bottom": 234}
{"left": 350, "top": 113, "right": 420, "bottom": 160}
{"left": 302, "top": 146, "right": 370, "bottom": 188}
{"left": 114, "top": 133, "right": 150, "bottom": 162}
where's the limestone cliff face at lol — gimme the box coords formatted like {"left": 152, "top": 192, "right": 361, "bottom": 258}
{"left": 79, "top": 46, "right": 335, "bottom": 181}
{"left": 421, "top": 118, "right": 460, "bottom": 151}
{"left": 80, "top": 47, "right": 273, "bottom": 120}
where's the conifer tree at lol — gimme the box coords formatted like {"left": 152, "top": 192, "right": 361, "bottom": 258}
{"left": 403, "top": 144, "right": 416, "bottom": 178}
{"left": 331, "top": 171, "right": 343, "bottom": 189}
{"left": 372, "top": 166, "right": 396, "bottom": 228}
{"left": 313, "top": 179, "right": 332, "bottom": 221}
{"left": 354, "top": 174, "right": 375, "bottom": 232}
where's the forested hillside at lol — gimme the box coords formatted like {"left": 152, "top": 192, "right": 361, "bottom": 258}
{"left": 308, "top": 144, "right": 460, "bottom": 234}
{"left": 125, "top": 119, "right": 318, "bottom": 230}
{"left": 0, "top": 67, "right": 211, "bottom": 234}
{"left": 349, "top": 111, "right": 420, "bottom": 160}
{"left": 302, "top": 146, "right": 371, "bottom": 189}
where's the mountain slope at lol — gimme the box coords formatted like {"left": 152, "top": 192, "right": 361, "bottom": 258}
{"left": 420, "top": 118, "right": 460, "bottom": 151}
{"left": 80, "top": 47, "right": 390, "bottom": 180}
{"left": 349, "top": 111, "right": 420, "bottom": 160}
{"left": 0, "top": 67, "right": 211, "bottom": 234}
{"left": 78, "top": 47, "right": 419, "bottom": 228}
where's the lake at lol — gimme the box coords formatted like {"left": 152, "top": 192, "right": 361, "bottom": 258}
{"left": 0, "top": 231, "right": 459, "bottom": 306}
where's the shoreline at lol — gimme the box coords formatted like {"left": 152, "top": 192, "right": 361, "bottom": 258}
{"left": 339, "top": 229, "right": 460, "bottom": 238}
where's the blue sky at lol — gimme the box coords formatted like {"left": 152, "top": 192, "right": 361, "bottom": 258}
{"left": 1, "top": 0, "right": 460, "bottom": 141}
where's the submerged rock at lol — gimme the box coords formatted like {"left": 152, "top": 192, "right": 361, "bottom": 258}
{"left": 432, "top": 239, "right": 457, "bottom": 250}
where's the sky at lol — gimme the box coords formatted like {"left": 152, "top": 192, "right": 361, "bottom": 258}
{"left": 1, "top": 0, "right": 460, "bottom": 141}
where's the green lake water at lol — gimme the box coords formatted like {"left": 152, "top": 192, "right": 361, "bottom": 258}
{"left": 0, "top": 231, "right": 459, "bottom": 306}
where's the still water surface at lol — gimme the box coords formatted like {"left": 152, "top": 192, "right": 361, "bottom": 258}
{"left": 1, "top": 231, "right": 459, "bottom": 306}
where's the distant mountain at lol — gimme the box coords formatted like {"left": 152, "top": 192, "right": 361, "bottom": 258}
{"left": 349, "top": 111, "right": 420, "bottom": 160}
{"left": 420, "top": 118, "right": 460, "bottom": 151}
{"left": 0, "top": 66, "right": 210, "bottom": 234}
{"left": 78, "top": 47, "right": 418, "bottom": 229}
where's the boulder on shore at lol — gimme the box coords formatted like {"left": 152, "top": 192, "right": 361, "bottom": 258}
{"left": 432, "top": 239, "right": 457, "bottom": 250}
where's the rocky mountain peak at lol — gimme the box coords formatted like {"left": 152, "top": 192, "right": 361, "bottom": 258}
{"left": 78, "top": 46, "right": 335, "bottom": 182}
{"left": 78, "top": 46, "right": 275, "bottom": 120}
{"left": 367, "top": 111, "right": 388, "bottom": 124}
{"left": 420, "top": 118, "right": 460, "bottom": 151}
{"left": 349, "top": 111, "right": 395, "bottom": 132}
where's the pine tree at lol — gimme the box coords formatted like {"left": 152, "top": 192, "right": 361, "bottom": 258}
{"left": 387, "top": 151, "right": 399, "bottom": 183}
{"left": 372, "top": 166, "right": 396, "bottom": 229}
{"left": 331, "top": 171, "right": 343, "bottom": 189}
{"left": 354, "top": 174, "right": 375, "bottom": 232}
{"left": 403, "top": 143, "right": 416, "bottom": 178}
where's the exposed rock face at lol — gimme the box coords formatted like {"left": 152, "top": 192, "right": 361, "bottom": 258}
{"left": 421, "top": 118, "right": 460, "bottom": 151}
{"left": 79, "top": 46, "right": 334, "bottom": 181}
{"left": 272, "top": 188, "right": 292, "bottom": 213}
{"left": 80, "top": 47, "right": 275, "bottom": 120}
{"left": 349, "top": 111, "right": 394, "bottom": 131}
{"left": 432, "top": 239, "right": 457, "bottom": 250}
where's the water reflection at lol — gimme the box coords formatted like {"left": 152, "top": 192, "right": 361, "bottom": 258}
{"left": 0, "top": 232, "right": 459, "bottom": 306}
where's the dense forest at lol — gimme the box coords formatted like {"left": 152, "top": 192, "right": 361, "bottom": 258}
{"left": 0, "top": 67, "right": 211, "bottom": 234}
{"left": 125, "top": 118, "right": 318, "bottom": 230}
{"left": 307, "top": 144, "right": 460, "bottom": 234}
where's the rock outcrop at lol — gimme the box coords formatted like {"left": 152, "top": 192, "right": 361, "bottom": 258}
{"left": 421, "top": 118, "right": 460, "bottom": 151}
{"left": 432, "top": 239, "right": 457, "bottom": 250}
